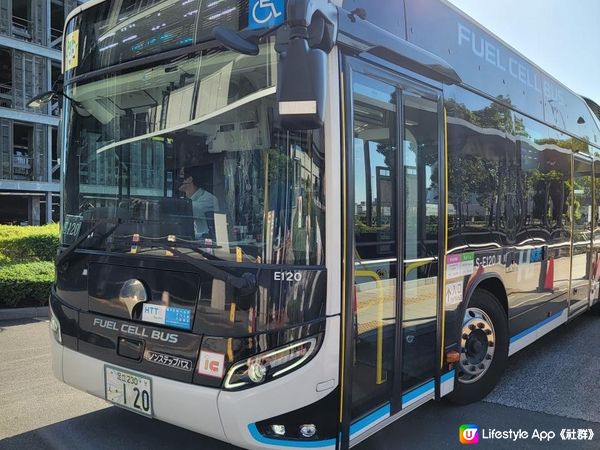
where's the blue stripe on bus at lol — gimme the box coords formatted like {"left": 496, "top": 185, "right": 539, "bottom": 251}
{"left": 509, "top": 310, "right": 563, "bottom": 344}
{"left": 401, "top": 379, "right": 435, "bottom": 405}
{"left": 441, "top": 370, "right": 455, "bottom": 383}
{"left": 249, "top": 378, "right": 441, "bottom": 446}
{"left": 350, "top": 378, "right": 436, "bottom": 436}
{"left": 349, "top": 402, "right": 391, "bottom": 436}
{"left": 247, "top": 423, "right": 336, "bottom": 448}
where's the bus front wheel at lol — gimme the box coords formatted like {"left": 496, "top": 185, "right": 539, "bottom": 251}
{"left": 448, "top": 289, "right": 508, "bottom": 405}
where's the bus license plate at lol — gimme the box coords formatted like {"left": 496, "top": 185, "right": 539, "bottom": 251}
{"left": 105, "top": 366, "right": 153, "bottom": 417}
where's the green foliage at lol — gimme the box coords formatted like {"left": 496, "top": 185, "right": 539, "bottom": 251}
{"left": 0, "top": 224, "right": 59, "bottom": 308}
{"left": 0, "top": 223, "right": 59, "bottom": 239}
{"left": 0, "top": 262, "right": 55, "bottom": 308}
{"left": 0, "top": 224, "right": 60, "bottom": 262}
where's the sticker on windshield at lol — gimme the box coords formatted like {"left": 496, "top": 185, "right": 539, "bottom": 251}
{"left": 142, "top": 304, "right": 192, "bottom": 330}
{"left": 248, "top": 0, "right": 285, "bottom": 30}
{"left": 65, "top": 29, "right": 79, "bottom": 71}
{"left": 62, "top": 214, "right": 83, "bottom": 244}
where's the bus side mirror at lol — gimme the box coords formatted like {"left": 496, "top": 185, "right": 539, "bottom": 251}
{"left": 277, "top": 38, "right": 327, "bottom": 130}
{"left": 276, "top": 4, "right": 337, "bottom": 131}
{"left": 27, "top": 90, "right": 57, "bottom": 109}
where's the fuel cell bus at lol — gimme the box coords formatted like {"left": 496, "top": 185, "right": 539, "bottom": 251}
{"left": 38, "top": 0, "right": 600, "bottom": 448}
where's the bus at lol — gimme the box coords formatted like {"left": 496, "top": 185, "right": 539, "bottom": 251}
{"left": 36, "top": 0, "right": 600, "bottom": 448}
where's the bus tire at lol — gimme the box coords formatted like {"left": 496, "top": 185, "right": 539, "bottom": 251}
{"left": 591, "top": 301, "right": 600, "bottom": 316}
{"left": 447, "top": 289, "right": 508, "bottom": 405}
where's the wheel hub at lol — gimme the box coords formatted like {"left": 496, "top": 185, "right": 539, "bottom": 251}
{"left": 458, "top": 307, "right": 495, "bottom": 384}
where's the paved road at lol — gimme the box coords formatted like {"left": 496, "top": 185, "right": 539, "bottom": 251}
{"left": 0, "top": 313, "right": 598, "bottom": 449}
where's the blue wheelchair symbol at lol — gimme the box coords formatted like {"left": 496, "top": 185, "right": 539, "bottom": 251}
{"left": 248, "top": 0, "right": 285, "bottom": 30}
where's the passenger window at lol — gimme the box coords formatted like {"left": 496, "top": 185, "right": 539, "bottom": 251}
{"left": 516, "top": 115, "right": 572, "bottom": 243}
{"left": 445, "top": 86, "right": 518, "bottom": 247}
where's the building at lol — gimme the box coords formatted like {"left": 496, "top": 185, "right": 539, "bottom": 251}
{"left": 0, "top": 0, "right": 85, "bottom": 225}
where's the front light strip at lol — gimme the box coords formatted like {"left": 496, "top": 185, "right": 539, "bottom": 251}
{"left": 223, "top": 336, "right": 319, "bottom": 390}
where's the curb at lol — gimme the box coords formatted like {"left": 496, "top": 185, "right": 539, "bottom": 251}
{"left": 0, "top": 307, "right": 49, "bottom": 321}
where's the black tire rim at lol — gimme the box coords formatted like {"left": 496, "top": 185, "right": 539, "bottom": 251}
{"left": 458, "top": 307, "right": 495, "bottom": 384}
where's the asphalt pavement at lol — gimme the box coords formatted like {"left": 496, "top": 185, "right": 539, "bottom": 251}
{"left": 0, "top": 313, "right": 598, "bottom": 450}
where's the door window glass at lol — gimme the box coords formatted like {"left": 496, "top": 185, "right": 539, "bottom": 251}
{"left": 351, "top": 74, "right": 398, "bottom": 419}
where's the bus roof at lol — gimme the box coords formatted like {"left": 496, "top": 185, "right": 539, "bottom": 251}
{"left": 341, "top": 0, "right": 599, "bottom": 147}
{"left": 65, "top": 0, "right": 600, "bottom": 147}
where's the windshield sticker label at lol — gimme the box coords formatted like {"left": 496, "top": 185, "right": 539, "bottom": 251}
{"left": 198, "top": 350, "right": 225, "bottom": 378}
{"left": 249, "top": 0, "right": 285, "bottom": 30}
{"left": 142, "top": 304, "right": 192, "bottom": 330}
{"left": 65, "top": 29, "right": 79, "bottom": 71}
{"left": 446, "top": 281, "right": 464, "bottom": 306}
{"left": 62, "top": 214, "right": 83, "bottom": 244}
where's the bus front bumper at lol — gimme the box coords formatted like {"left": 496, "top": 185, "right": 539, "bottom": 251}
{"left": 50, "top": 316, "right": 340, "bottom": 450}
{"left": 51, "top": 336, "right": 227, "bottom": 442}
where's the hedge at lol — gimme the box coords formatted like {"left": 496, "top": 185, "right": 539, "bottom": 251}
{"left": 0, "top": 224, "right": 60, "bottom": 262}
{"left": 0, "top": 224, "right": 59, "bottom": 308}
{"left": 0, "top": 223, "right": 59, "bottom": 239}
{"left": 0, "top": 261, "right": 55, "bottom": 308}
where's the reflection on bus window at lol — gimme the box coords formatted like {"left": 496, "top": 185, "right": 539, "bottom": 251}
{"left": 63, "top": 42, "right": 324, "bottom": 266}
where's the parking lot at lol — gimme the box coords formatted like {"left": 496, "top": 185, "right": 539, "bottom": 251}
{"left": 0, "top": 313, "right": 598, "bottom": 449}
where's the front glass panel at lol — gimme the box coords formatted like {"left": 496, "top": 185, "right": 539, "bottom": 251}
{"left": 351, "top": 74, "right": 398, "bottom": 419}
{"left": 65, "top": 0, "right": 250, "bottom": 77}
{"left": 62, "top": 41, "right": 325, "bottom": 265}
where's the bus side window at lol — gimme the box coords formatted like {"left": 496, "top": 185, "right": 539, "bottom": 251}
{"left": 446, "top": 86, "right": 516, "bottom": 248}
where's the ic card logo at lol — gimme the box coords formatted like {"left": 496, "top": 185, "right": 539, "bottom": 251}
{"left": 198, "top": 350, "right": 225, "bottom": 378}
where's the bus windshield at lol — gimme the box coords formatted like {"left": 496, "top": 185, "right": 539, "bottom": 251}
{"left": 62, "top": 40, "right": 325, "bottom": 266}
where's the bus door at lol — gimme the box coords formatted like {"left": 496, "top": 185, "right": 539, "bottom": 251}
{"left": 345, "top": 61, "right": 443, "bottom": 443}
{"left": 570, "top": 155, "right": 593, "bottom": 315}
{"left": 593, "top": 159, "right": 600, "bottom": 308}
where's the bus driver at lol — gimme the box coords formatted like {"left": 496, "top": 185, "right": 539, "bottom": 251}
{"left": 178, "top": 166, "right": 220, "bottom": 239}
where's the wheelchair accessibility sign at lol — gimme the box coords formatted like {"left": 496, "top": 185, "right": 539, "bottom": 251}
{"left": 248, "top": 0, "right": 285, "bottom": 29}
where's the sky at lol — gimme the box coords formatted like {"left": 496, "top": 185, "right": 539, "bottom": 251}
{"left": 447, "top": 0, "right": 600, "bottom": 105}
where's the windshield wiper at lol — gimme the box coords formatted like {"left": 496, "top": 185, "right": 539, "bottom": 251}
{"left": 143, "top": 240, "right": 257, "bottom": 296}
{"left": 56, "top": 218, "right": 122, "bottom": 267}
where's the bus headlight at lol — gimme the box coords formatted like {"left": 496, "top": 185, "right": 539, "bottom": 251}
{"left": 223, "top": 335, "right": 321, "bottom": 390}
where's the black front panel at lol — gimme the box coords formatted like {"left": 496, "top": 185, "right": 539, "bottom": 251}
{"left": 88, "top": 263, "right": 200, "bottom": 326}
{"left": 78, "top": 312, "right": 201, "bottom": 383}
{"left": 193, "top": 268, "right": 327, "bottom": 337}
{"left": 53, "top": 250, "right": 328, "bottom": 387}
